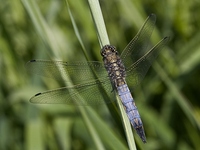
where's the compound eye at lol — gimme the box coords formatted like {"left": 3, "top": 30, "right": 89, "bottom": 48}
{"left": 112, "top": 48, "right": 117, "bottom": 54}
{"left": 102, "top": 51, "right": 106, "bottom": 56}
{"left": 110, "top": 46, "right": 116, "bottom": 52}
{"left": 100, "top": 51, "right": 104, "bottom": 56}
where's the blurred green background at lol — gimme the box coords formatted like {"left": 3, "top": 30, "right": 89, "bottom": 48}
{"left": 0, "top": 0, "right": 200, "bottom": 150}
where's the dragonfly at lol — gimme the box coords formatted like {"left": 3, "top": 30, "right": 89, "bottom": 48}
{"left": 26, "top": 14, "right": 169, "bottom": 143}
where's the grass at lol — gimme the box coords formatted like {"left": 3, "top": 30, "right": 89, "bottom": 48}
{"left": 0, "top": 0, "right": 200, "bottom": 150}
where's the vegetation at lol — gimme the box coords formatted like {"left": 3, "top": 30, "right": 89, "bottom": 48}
{"left": 0, "top": 0, "right": 200, "bottom": 149}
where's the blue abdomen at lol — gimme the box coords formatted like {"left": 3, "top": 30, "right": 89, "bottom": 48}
{"left": 117, "top": 84, "right": 146, "bottom": 143}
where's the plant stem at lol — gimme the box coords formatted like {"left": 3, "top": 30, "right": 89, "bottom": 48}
{"left": 87, "top": 0, "right": 137, "bottom": 149}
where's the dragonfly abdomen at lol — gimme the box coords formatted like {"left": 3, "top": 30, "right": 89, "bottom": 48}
{"left": 101, "top": 45, "right": 146, "bottom": 142}
{"left": 117, "top": 84, "right": 146, "bottom": 143}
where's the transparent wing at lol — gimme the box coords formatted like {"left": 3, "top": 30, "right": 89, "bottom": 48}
{"left": 30, "top": 79, "right": 115, "bottom": 105}
{"left": 26, "top": 60, "right": 108, "bottom": 85}
{"left": 125, "top": 37, "right": 170, "bottom": 89}
{"left": 120, "top": 14, "right": 156, "bottom": 67}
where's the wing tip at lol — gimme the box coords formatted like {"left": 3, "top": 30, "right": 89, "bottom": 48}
{"left": 30, "top": 92, "right": 42, "bottom": 103}
{"left": 149, "top": 13, "right": 156, "bottom": 18}
{"left": 163, "top": 36, "right": 171, "bottom": 44}
{"left": 27, "top": 59, "right": 36, "bottom": 63}
{"left": 25, "top": 59, "right": 36, "bottom": 68}
{"left": 148, "top": 13, "right": 156, "bottom": 21}
{"left": 35, "top": 92, "right": 42, "bottom": 96}
{"left": 164, "top": 36, "right": 170, "bottom": 40}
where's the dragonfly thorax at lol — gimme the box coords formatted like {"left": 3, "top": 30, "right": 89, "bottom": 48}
{"left": 101, "top": 45, "right": 126, "bottom": 87}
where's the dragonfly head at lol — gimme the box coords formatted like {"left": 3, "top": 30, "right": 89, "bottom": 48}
{"left": 101, "top": 45, "right": 118, "bottom": 57}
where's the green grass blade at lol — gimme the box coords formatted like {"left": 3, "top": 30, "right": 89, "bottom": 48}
{"left": 87, "top": 0, "right": 136, "bottom": 149}
{"left": 21, "top": 0, "right": 61, "bottom": 57}
{"left": 88, "top": 0, "right": 110, "bottom": 47}
{"left": 154, "top": 62, "right": 200, "bottom": 129}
